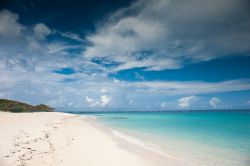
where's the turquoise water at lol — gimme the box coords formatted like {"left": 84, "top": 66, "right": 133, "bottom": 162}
{"left": 78, "top": 111, "right": 250, "bottom": 165}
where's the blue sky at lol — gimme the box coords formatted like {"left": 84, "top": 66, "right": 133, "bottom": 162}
{"left": 0, "top": 0, "right": 250, "bottom": 111}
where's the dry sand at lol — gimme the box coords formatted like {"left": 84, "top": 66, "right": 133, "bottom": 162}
{"left": 0, "top": 112, "right": 166, "bottom": 166}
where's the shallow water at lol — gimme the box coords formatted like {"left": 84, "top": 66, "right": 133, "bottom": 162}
{"left": 78, "top": 111, "right": 250, "bottom": 166}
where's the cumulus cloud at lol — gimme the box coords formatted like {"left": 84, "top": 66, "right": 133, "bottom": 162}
{"left": 85, "top": 96, "right": 99, "bottom": 107}
{"left": 0, "top": 9, "right": 24, "bottom": 38}
{"left": 209, "top": 97, "right": 221, "bottom": 108}
{"left": 85, "top": 95, "right": 111, "bottom": 107}
{"left": 33, "top": 23, "right": 52, "bottom": 40}
{"left": 0, "top": 10, "right": 87, "bottom": 74}
{"left": 84, "top": 0, "right": 250, "bottom": 72}
{"left": 100, "top": 95, "right": 111, "bottom": 107}
{"left": 161, "top": 101, "right": 174, "bottom": 109}
{"left": 178, "top": 95, "right": 197, "bottom": 109}
{"left": 0, "top": 9, "right": 106, "bottom": 109}
{"left": 0, "top": 9, "right": 250, "bottom": 110}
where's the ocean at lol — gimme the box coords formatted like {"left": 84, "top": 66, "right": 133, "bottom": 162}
{"left": 77, "top": 111, "right": 250, "bottom": 166}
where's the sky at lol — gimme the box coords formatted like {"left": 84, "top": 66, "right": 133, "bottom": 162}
{"left": 0, "top": 0, "right": 250, "bottom": 111}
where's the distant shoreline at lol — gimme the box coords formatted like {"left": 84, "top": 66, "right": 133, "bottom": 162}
{"left": 63, "top": 109, "right": 250, "bottom": 114}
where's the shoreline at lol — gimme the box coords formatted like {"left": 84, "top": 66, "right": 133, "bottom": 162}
{"left": 80, "top": 112, "right": 250, "bottom": 166}
{"left": 0, "top": 112, "right": 168, "bottom": 166}
{"left": 1, "top": 111, "right": 248, "bottom": 166}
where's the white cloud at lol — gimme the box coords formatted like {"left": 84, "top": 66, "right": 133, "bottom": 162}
{"left": 85, "top": 95, "right": 111, "bottom": 107}
{"left": 133, "top": 79, "right": 250, "bottom": 95}
{"left": 100, "top": 95, "right": 111, "bottom": 107}
{"left": 85, "top": 96, "right": 99, "bottom": 107}
{"left": 55, "top": 31, "right": 85, "bottom": 42}
{"left": 0, "top": 9, "right": 24, "bottom": 38}
{"left": 161, "top": 101, "right": 176, "bottom": 110}
{"left": 134, "top": 72, "right": 144, "bottom": 80}
{"left": 0, "top": 9, "right": 250, "bottom": 110}
{"left": 209, "top": 97, "right": 221, "bottom": 108}
{"left": 113, "top": 79, "right": 121, "bottom": 83}
{"left": 100, "top": 87, "right": 108, "bottom": 93}
{"left": 0, "top": 9, "right": 107, "bottom": 109}
{"left": 33, "top": 23, "right": 52, "bottom": 40}
{"left": 46, "top": 42, "right": 81, "bottom": 54}
{"left": 178, "top": 95, "right": 197, "bottom": 109}
{"left": 83, "top": 0, "right": 250, "bottom": 72}
{"left": 161, "top": 101, "right": 168, "bottom": 108}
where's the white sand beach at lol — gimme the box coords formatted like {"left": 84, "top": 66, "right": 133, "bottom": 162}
{"left": 0, "top": 112, "right": 173, "bottom": 166}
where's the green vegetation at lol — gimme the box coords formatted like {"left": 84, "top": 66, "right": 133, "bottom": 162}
{"left": 0, "top": 99, "right": 54, "bottom": 113}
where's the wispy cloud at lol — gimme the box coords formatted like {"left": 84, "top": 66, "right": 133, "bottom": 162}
{"left": 0, "top": 8, "right": 250, "bottom": 110}
{"left": 132, "top": 79, "right": 250, "bottom": 95}
{"left": 55, "top": 30, "right": 85, "bottom": 43}
{"left": 0, "top": 9, "right": 100, "bottom": 76}
{"left": 84, "top": 0, "right": 250, "bottom": 72}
